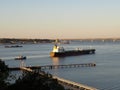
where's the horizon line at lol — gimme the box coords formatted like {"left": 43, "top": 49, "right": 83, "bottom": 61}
{"left": 0, "top": 37, "right": 120, "bottom": 40}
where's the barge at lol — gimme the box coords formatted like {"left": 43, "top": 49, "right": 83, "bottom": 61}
{"left": 5, "top": 45, "right": 23, "bottom": 48}
{"left": 50, "top": 45, "right": 95, "bottom": 57}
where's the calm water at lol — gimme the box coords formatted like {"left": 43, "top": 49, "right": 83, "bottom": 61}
{"left": 1, "top": 41, "right": 120, "bottom": 90}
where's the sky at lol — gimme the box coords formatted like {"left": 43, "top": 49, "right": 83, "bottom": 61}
{"left": 0, "top": 0, "right": 120, "bottom": 39}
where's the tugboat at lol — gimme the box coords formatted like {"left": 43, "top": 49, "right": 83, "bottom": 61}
{"left": 14, "top": 56, "right": 27, "bottom": 60}
{"left": 50, "top": 44, "right": 95, "bottom": 57}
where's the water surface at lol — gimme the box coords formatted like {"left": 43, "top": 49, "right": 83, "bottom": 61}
{"left": 1, "top": 41, "right": 120, "bottom": 90}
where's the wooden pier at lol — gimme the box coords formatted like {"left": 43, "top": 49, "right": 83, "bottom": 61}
{"left": 20, "top": 67, "right": 98, "bottom": 90}
{"left": 53, "top": 76, "right": 98, "bottom": 90}
{"left": 9, "top": 63, "right": 96, "bottom": 70}
{"left": 9, "top": 63, "right": 97, "bottom": 89}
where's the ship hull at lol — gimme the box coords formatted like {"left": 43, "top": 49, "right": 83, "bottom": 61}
{"left": 50, "top": 49, "right": 95, "bottom": 57}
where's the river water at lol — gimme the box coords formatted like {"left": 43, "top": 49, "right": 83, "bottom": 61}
{"left": 1, "top": 40, "right": 120, "bottom": 90}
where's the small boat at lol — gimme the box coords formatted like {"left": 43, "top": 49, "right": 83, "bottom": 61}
{"left": 5, "top": 45, "right": 23, "bottom": 48}
{"left": 50, "top": 44, "right": 95, "bottom": 57}
{"left": 14, "top": 56, "right": 26, "bottom": 60}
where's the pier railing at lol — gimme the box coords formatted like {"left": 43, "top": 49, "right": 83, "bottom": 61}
{"left": 39, "top": 63, "right": 96, "bottom": 70}
{"left": 8, "top": 63, "right": 97, "bottom": 89}
{"left": 20, "top": 67, "right": 98, "bottom": 90}
{"left": 9, "top": 63, "right": 96, "bottom": 70}
{"left": 53, "top": 76, "right": 98, "bottom": 90}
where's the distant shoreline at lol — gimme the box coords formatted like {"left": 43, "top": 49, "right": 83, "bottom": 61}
{"left": 0, "top": 38, "right": 54, "bottom": 44}
{"left": 0, "top": 38, "right": 120, "bottom": 44}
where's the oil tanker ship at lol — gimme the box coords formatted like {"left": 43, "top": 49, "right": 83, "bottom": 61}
{"left": 50, "top": 44, "right": 95, "bottom": 57}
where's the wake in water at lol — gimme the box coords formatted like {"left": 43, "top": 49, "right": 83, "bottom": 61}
{"left": 1, "top": 55, "right": 49, "bottom": 61}
{"left": 28, "top": 55, "right": 49, "bottom": 59}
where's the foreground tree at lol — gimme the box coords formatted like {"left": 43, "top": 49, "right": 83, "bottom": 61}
{"left": 4, "top": 71, "right": 65, "bottom": 90}
{"left": 0, "top": 60, "right": 65, "bottom": 90}
{"left": 0, "top": 59, "right": 9, "bottom": 89}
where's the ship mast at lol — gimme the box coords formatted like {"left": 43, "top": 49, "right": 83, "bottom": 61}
{"left": 54, "top": 39, "right": 60, "bottom": 46}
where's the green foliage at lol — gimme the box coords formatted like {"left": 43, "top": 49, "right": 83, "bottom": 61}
{"left": 0, "top": 60, "right": 65, "bottom": 90}
{"left": 4, "top": 71, "right": 65, "bottom": 90}
{"left": 0, "top": 59, "right": 9, "bottom": 89}
{"left": 0, "top": 59, "right": 8, "bottom": 72}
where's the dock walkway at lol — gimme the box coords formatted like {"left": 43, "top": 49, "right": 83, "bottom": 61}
{"left": 53, "top": 76, "right": 98, "bottom": 90}
{"left": 20, "top": 66, "right": 98, "bottom": 90}
{"left": 9, "top": 63, "right": 96, "bottom": 70}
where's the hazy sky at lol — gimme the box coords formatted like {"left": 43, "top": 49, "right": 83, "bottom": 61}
{"left": 0, "top": 0, "right": 120, "bottom": 39}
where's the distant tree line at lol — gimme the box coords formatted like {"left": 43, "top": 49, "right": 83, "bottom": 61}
{"left": 0, "top": 38, "right": 55, "bottom": 44}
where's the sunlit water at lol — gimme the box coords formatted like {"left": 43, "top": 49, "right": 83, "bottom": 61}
{"left": 1, "top": 41, "right": 120, "bottom": 90}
